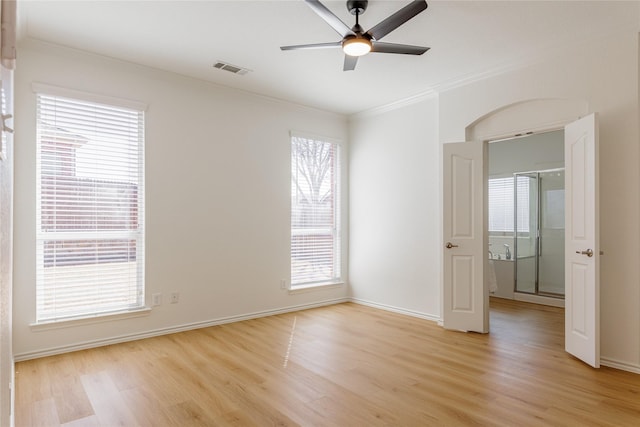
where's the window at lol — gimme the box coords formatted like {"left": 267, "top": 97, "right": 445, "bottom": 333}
{"left": 488, "top": 176, "right": 530, "bottom": 233}
{"left": 35, "top": 90, "right": 145, "bottom": 322}
{"left": 0, "top": 69, "right": 11, "bottom": 160}
{"left": 290, "top": 134, "right": 341, "bottom": 287}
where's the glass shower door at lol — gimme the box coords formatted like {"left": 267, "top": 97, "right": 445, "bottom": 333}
{"left": 514, "top": 173, "right": 538, "bottom": 294}
{"left": 538, "top": 170, "right": 565, "bottom": 296}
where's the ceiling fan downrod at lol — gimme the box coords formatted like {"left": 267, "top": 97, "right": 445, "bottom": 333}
{"left": 347, "top": 0, "right": 368, "bottom": 16}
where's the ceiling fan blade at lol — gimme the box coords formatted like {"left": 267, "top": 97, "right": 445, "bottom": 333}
{"left": 305, "top": 0, "right": 355, "bottom": 38}
{"left": 371, "top": 42, "right": 430, "bottom": 55}
{"left": 280, "top": 41, "right": 342, "bottom": 51}
{"left": 366, "top": 0, "right": 428, "bottom": 41}
{"left": 343, "top": 55, "right": 358, "bottom": 71}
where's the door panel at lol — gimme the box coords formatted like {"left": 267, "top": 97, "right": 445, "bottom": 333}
{"left": 452, "top": 155, "right": 474, "bottom": 237}
{"left": 565, "top": 113, "right": 599, "bottom": 367}
{"left": 443, "top": 142, "right": 488, "bottom": 333}
{"left": 452, "top": 256, "right": 473, "bottom": 310}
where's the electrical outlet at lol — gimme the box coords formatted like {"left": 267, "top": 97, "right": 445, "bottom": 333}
{"left": 280, "top": 279, "right": 287, "bottom": 289}
{"left": 170, "top": 292, "right": 180, "bottom": 304}
{"left": 152, "top": 293, "right": 162, "bottom": 306}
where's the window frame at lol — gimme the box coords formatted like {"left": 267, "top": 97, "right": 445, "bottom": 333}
{"left": 290, "top": 132, "right": 342, "bottom": 290}
{"left": 34, "top": 84, "right": 147, "bottom": 324}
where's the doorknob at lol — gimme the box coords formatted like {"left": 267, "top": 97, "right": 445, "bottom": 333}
{"left": 575, "top": 248, "right": 594, "bottom": 257}
{"left": 445, "top": 242, "right": 459, "bottom": 249}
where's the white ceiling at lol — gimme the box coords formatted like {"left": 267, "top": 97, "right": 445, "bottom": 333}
{"left": 19, "top": 1, "right": 640, "bottom": 115}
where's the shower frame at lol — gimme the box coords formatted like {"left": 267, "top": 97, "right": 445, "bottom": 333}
{"left": 513, "top": 168, "right": 565, "bottom": 298}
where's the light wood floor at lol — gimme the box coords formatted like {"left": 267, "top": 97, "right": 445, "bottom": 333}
{"left": 15, "top": 299, "right": 640, "bottom": 426}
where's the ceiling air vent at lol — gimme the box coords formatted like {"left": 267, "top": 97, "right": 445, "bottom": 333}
{"left": 213, "top": 61, "right": 251, "bottom": 76}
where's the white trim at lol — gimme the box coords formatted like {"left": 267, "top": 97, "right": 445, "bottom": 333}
{"left": 351, "top": 27, "right": 637, "bottom": 118}
{"left": 487, "top": 122, "right": 567, "bottom": 143}
{"left": 349, "top": 57, "right": 529, "bottom": 119}
{"left": 350, "top": 297, "right": 441, "bottom": 323}
{"left": 30, "top": 307, "right": 152, "bottom": 331}
{"left": 600, "top": 357, "right": 640, "bottom": 375}
{"left": 288, "top": 282, "right": 344, "bottom": 294}
{"left": 290, "top": 133, "right": 342, "bottom": 287}
{"left": 14, "top": 298, "right": 349, "bottom": 361}
{"left": 31, "top": 82, "right": 148, "bottom": 112}
{"left": 474, "top": 119, "right": 570, "bottom": 144}
{"left": 350, "top": 90, "right": 438, "bottom": 120}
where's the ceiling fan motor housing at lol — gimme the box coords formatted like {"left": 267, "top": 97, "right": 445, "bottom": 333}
{"left": 347, "top": 0, "right": 368, "bottom": 15}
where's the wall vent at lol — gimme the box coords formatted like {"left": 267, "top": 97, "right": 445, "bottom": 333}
{"left": 213, "top": 61, "right": 251, "bottom": 76}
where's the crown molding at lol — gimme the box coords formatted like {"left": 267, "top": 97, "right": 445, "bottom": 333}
{"left": 351, "top": 24, "right": 638, "bottom": 120}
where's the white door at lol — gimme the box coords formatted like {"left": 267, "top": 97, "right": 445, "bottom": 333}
{"left": 565, "top": 113, "right": 600, "bottom": 367}
{"left": 442, "top": 141, "right": 488, "bottom": 333}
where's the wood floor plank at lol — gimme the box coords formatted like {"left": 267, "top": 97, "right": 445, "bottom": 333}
{"left": 60, "top": 415, "right": 100, "bottom": 427}
{"left": 31, "top": 398, "right": 60, "bottom": 427}
{"left": 51, "top": 375, "right": 93, "bottom": 425}
{"left": 15, "top": 359, "right": 53, "bottom": 405}
{"left": 15, "top": 299, "right": 640, "bottom": 426}
{"left": 165, "top": 400, "right": 225, "bottom": 427}
{"left": 119, "top": 386, "right": 183, "bottom": 427}
{"left": 80, "top": 371, "right": 139, "bottom": 426}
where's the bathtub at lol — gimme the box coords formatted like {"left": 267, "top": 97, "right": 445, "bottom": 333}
{"left": 489, "top": 259, "right": 514, "bottom": 300}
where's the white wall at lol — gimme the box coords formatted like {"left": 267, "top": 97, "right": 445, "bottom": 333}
{"left": 440, "top": 30, "right": 640, "bottom": 369}
{"left": 349, "top": 29, "right": 640, "bottom": 371}
{"left": 0, "top": 68, "right": 14, "bottom": 427}
{"left": 489, "top": 131, "right": 564, "bottom": 177}
{"left": 348, "top": 97, "right": 441, "bottom": 319}
{"left": 12, "top": 26, "right": 640, "bottom": 374}
{"left": 13, "top": 40, "right": 349, "bottom": 358}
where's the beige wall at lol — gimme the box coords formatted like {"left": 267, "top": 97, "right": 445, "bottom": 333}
{"left": 13, "top": 40, "right": 349, "bottom": 358}
{"left": 350, "top": 29, "right": 640, "bottom": 371}
{"left": 349, "top": 96, "right": 441, "bottom": 319}
{"left": 0, "top": 67, "right": 14, "bottom": 427}
{"left": 11, "top": 26, "right": 640, "bottom": 374}
{"left": 439, "top": 30, "right": 639, "bottom": 369}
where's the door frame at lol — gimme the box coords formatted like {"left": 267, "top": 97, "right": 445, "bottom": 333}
{"left": 483, "top": 125, "right": 567, "bottom": 308}
{"left": 469, "top": 123, "right": 592, "bottom": 317}
{"left": 468, "top": 119, "right": 602, "bottom": 358}
{"left": 442, "top": 99, "right": 599, "bottom": 364}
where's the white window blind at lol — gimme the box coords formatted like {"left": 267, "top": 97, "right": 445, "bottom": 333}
{"left": 36, "top": 92, "right": 145, "bottom": 322}
{"left": 1, "top": 72, "right": 9, "bottom": 159}
{"left": 488, "top": 176, "right": 530, "bottom": 233}
{"left": 291, "top": 135, "right": 341, "bottom": 286}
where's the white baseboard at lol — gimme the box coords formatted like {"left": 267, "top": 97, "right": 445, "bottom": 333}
{"left": 13, "top": 297, "right": 350, "bottom": 361}
{"left": 350, "top": 297, "right": 441, "bottom": 323}
{"left": 14, "top": 298, "right": 640, "bottom": 378}
{"left": 600, "top": 357, "right": 640, "bottom": 374}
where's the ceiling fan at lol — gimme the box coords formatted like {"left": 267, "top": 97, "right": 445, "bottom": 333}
{"left": 280, "top": 0, "right": 430, "bottom": 71}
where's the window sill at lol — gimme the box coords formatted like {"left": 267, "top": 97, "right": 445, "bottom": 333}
{"left": 30, "top": 306, "right": 152, "bottom": 332}
{"left": 288, "top": 281, "right": 344, "bottom": 294}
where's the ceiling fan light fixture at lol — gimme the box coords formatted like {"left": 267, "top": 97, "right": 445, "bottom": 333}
{"left": 342, "top": 37, "right": 372, "bottom": 57}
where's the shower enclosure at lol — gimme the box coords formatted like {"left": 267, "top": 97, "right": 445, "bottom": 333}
{"left": 514, "top": 169, "right": 565, "bottom": 298}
